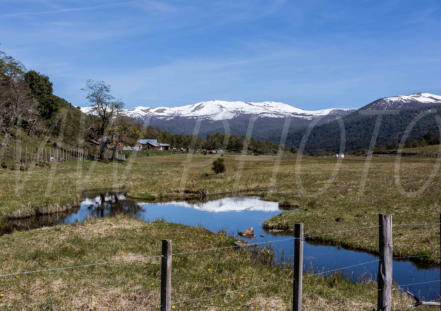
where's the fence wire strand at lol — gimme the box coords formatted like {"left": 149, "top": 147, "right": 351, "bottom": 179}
{"left": 2, "top": 219, "right": 441, "bottom": 309}
{"left": 0, "top": 255, "right": 162, "bottom": 279}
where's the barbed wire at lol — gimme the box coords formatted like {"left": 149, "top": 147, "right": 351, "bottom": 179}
{"left": 168, "top": 279, "right": 293, "bottom": 308}
{"left": 0, "top": 255, "right": 162, "bottom": 279}
{"left": 393, "top": 222, "right": 441, "bottom": 228}
{"left": 172, "top": 225, "right": 381, "bottom": 258}
{"left": 173, "top": 237, "right": 295, "bottom": 257}
{"left": 313, "top": 259, "right": 380, "bottom": 276}
{"left": 3, "top": 219, "right": 438, "bottom": 280}
{"left": 157, "top": 258, "right": 383, "bottom": 310}
{"left": 393, "top": 254, "right": 440, "bottom": 260}
{"left": 399, "top": 279, "right": 441, "bottom": 288}
{"left": 2, "top": 219, "right": 441, "bottom": 310}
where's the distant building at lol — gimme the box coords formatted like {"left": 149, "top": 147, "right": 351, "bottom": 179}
{"left": 137, "top": 139, "right": 170, "bottom": 151}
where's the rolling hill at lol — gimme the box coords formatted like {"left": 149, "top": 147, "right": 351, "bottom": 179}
{"left": 284, "top": 92, "right": 441, "bottom": 152}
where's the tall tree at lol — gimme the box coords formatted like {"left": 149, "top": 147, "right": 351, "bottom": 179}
{"left": 83, "top": 80, "right": 123, "bottom": 160}
{"left": 0, "top": 51, "right": 39, "bottom": 136}
{"left": 24, "top": 70, "right": 58, "bottom": 119}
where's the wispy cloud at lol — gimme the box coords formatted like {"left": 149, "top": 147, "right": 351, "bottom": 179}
{"left": 0, "top": 0, "right": 176, "bottom": 19}
{"left": 0, "top": 1, "right": 125, "bottom": 18}
{"left": 1, "top": 0, "right": 441, "bottom": 109}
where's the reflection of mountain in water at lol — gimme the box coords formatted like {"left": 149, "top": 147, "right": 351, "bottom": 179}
{"left": 154, "top": 197, "right": 279, "bottom": 213}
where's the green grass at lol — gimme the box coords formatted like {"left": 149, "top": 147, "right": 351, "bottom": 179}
{"left": 401, "top": 144, "right": 441, "bottom": 155}
{"left": 1, "top": 153, "right": 441, "bottom": 264}
{"left": 0, "top": 217, "right": 417, "bottom": 310}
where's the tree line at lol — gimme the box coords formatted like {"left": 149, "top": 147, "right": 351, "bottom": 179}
{"left": 1, "top": 49, "right": 286, "bottom": 159}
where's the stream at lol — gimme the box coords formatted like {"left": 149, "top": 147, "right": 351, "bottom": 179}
{"left": 5, "top": 193, "right": 441, "bottom": 300}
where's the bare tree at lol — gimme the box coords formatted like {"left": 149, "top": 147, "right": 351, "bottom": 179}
{"left": 83, "top": 80, "right": 123, "bottom": 160}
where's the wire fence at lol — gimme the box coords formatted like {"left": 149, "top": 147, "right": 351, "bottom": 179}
{"left": 0, "top": 143, "right": 88, "bottom": 165}
{"left": 0, "top": 142, "right": 126, "bottom": 167}
{"left": 1, "top": 217, "right": 441, "bottom": 310}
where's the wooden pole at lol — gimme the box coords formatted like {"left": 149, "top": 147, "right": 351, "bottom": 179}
{"left": 293, "top": 223, "right": 304, "bottom": 311}
{"left": 378, "top": 214, "right": 393, "bottom": 311}
{"left": 161, "top": 239, "right": 172, "bottom": 311}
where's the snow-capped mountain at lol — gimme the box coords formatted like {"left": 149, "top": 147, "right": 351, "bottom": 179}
{"left": 360, "top": 92, "right": 441, "bottom": 111}
{"left": 82, "top": 100, "right": 352, "bottom": 121}
{"left": 82, "top": 100, "right": 354, "bottom": 139}
{"left": 80, "top": 92, "right": 441, "bottom": 144}
{"left": 285, "top": 92, "right": 441, "bottom": 153}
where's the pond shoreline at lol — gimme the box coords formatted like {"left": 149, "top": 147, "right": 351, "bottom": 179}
{"left": 264, "top": 224, "right": 440, "bottom": 266}
{"left": 3, "top": 190, "right": 438, "bottom": 268}
{"left": 5, "top": 186, "right": 292, "bottom": 220}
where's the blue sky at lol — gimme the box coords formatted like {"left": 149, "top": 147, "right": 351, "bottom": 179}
{"left": 1, "top": 0, "right": 441, "bottom": 109}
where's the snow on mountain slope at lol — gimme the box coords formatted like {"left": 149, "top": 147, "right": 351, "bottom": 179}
{"left": 81, "top": 100, "right": 352, "bottom": 121}
{"left": 361, "top": 92, "right": 441, "bottom": 111}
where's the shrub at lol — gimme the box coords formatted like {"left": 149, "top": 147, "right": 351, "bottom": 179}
{"left": 212, "top": 157, "right": 225, "bottom": 174}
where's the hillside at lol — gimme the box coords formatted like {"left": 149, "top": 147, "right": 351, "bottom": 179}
{"left": 1, "top": 50, "right": 285, "bottom": 160}
{"left": 284, "top": 93, "right": 441, "bottom": 152}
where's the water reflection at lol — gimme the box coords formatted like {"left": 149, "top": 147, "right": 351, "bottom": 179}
{"left": 63, "top": 193, "right": 140, "bottom": 224}
{"left": 3, "top": 194, "right": 440, "bottom": 300}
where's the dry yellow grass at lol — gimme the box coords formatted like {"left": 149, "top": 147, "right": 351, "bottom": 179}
{"left": 0, "top": 217, "right": 417, "bottom": 310}
{"left": 1, "top": 153, "right": 441, "bottom": 263}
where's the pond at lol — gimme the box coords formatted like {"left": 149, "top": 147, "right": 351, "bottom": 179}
{"left": 8, "top": 193, "right": 441, "bottom": 301}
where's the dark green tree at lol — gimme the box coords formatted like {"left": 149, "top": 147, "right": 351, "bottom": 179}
{"left": 24, "top": 70, "right": 58, "bottom": 119}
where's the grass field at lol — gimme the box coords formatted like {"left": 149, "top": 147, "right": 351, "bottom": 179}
{"left": 0, "top": 216, "right": 417, "bottom": 310}
{"left": 402, "top": 144, "right": 441, "bottom": 155}
{"left": 0, "top": 152, "right": 441, "bottom": 265}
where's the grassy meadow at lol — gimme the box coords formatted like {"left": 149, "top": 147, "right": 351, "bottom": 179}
{"left": 0, "top": 216, "right": 418, "bottom": 310}
{"left": 1, "top": 151, "right": 441, "bottom": 263}
{"left": 1, "top": 151, "right": 441, "bottom": 309}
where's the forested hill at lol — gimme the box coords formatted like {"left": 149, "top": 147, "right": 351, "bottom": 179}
{"left": 284, "top": 105, "right": 441, "bottom": 153}
{"left": 0, "top": 50, "right": 283, "bottom": 155}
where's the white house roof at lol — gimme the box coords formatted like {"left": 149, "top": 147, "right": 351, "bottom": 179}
{"left": 138, "top": 139, "right": 158, "bottom": 145}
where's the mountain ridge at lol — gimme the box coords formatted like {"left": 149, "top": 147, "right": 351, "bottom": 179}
{"left": 81, "top": 100, "right": 353, "bottom": 121}
{"left": 81, "top": 92, "right": 441, "bottom": 146}
{"left": 284, "top": 92, "right": 441, "bottom": 152}
{"left": 360, "top": 92, "right": 441, "bottom": 111}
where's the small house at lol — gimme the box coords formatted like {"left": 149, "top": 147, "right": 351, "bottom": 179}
{"left": 137, "top": 139, "right": 170, "bottom": 151}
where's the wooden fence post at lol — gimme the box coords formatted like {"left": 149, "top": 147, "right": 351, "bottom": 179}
{"left": 378, "top": 214, "right": 393, "bottom": 311}
{"left": 293, "top": 223, "right": 304, "bottom": 311}
{"left": 161, "top": 239, "right": 172, "bottom": 311}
